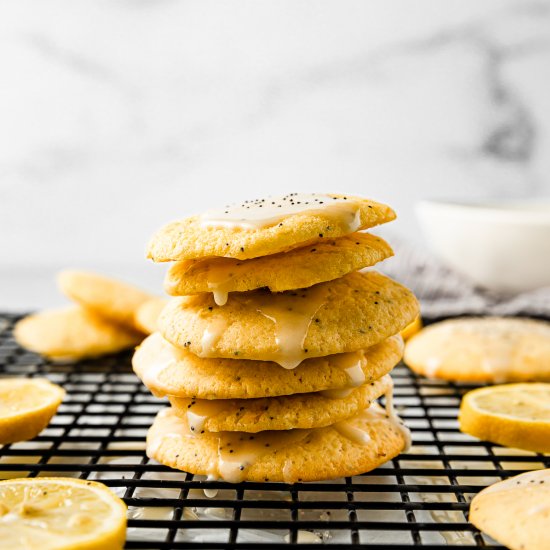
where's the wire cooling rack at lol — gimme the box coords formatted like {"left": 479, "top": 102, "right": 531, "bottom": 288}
{"left": 1, "top": 313, "right": 548, "bottom": 549}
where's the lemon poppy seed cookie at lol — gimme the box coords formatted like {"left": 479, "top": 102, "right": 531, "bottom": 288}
{"left": 147, "top": 403, "right": 408, "bottom": 483}
{"left": 15, "top": 306, "right": 142, "bottom": 362}
{"left": 165, "top": 232, "right": 393, "bottom": 305}
{"left": 469, "top": 469, "right": 550, "bottom": 550}
{"left": 169, "top": 374, "right": 392, "bottom": 433}
{"left": 133, "top": 332, "right": 403, "bottom": 399}
{"left": 147, "top": 193, "right": 395, "bottom": 262}
{"left": 140, "top": 190, "right": 415, "bottom": 485}
{"left": 159, "top": 271, "right": 418, "bottom": 368}
{"left": 404, "top": 317, "right": 550, "bottom": 383}
{"left": 58, "top": 270, "right": 154, "bottom": 332}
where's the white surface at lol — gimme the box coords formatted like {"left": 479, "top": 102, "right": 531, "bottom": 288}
{"left": 417, "top": 200, "right": 550, "bottom": 292}
{"left": 1, "top": 1, "right": 550, "bottom": 309}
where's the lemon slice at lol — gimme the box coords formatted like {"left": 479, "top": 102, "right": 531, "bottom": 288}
{"left": 400, "top": 315, "right": 422, "bottom": 341}
{"left": 0, "top": 477, "right": 127, "bottom": 550}
{"left": 459, "top": 383, "right": 550, "bottom": 452}
{"left": 0, "top": 378, "right": 65, "bottom": 445}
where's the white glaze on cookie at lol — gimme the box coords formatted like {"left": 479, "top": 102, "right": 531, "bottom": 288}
{"left": 200, "top": 318, "right": 228, "bottom": 357}
{"left": 332, "top": 418, "right": 372, "bottom": 445}
{"left": 200, "top": 193, "right": 362, "bottom": 231}
{"left": 165, "top": 259, "right": 237, "bottom": 306}
{"left": 383, "top": 385, "right": 412, "bottom": 452}
{"left": 319, "top": 352, "right": 368, "bottom": 398}
{"left": 217, "top": 430, "right": 311, "bottom": 483}
{"left": 255, "top": 284, "right": 329, "bottom": 369}
{"left": 336, "top": 350, "right": 367, "bottom": 385}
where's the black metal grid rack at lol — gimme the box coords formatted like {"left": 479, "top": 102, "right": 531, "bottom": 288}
{"left": 1, "top": 313, "right": 548, "bottom": 549}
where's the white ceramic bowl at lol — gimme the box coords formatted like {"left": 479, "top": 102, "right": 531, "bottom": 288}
{"left": 416, "top": 200, "right": 550, "bottom": 293}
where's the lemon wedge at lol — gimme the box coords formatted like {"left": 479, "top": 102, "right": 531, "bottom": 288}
{"left": 0, "top": 378, "right": 65, "bottom": 445}
{"left": 459, "top": 383, "right": 550, "bottom": 452}
{"left": 400, "top": 315, "right": 422, "bottom": 341}
{"left": 0, "top": 477, "right": 127, "bottom": 550}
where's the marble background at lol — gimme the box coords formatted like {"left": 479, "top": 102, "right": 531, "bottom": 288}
{"left": 1, "top": 0, "right": 549, "bottom": 309}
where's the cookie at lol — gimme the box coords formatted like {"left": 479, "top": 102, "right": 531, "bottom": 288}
{"left": 133, "top": 332, "right": 403, "bottom": 399}
{"left": 147, "top": 403, "right": 408, "bottom": 483}
{"left": 147, "top": 193, "right": 395, "bottom": 262}
{"left": 57, "top": 270, "right": 153, "bottom": 331}
{"left": 159, "top": 271, "right": 418, "bottom": 368}
{"left": 169, "top": 374, "right": 392, "bottom": 433}
{"left": 404, "top": 317, "right": 550, "bottom": 383}
{"left": 469, "top": 469, "right": 550, "bottom": 550}
{"left": 164, "top": 232, "right": 393, "bottom": 305}
{"left": 134, "top": 298, "right": 168, "bottom": 335}
{"left": 14, "top": 306, "right": 142, "bottom": 361}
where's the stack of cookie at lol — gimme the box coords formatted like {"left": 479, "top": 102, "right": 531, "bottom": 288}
{"left": 134, "top": 193, "right": 419, "bottom": 483}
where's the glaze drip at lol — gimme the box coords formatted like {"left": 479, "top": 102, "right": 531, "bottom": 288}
{"left": 176, "top": 258, "right": 241, "bottom": 306}
{"left": 383, "top": 386, "right": 412, "bottom": 452}
{"left": 203, "top": 474, "right": 219, "bottom": 498}
{"left": 333, "top": 418, "right": 372, "bottom": 445}
{"left": 320, "top": 351, "right": 366, "bottom": 398}
{"left": 211, "top": 289, "right": 230, "bottom": 307}
{"left": 200, "top": 318, "right": 228, "bottom": 357}
{"left": 332, "top": 350, "right": 367, "bottom": 386}
{"left": 330, "top": 403, "right": 389, "bottom": 446}
{"left": 200, "top": 193, "right": 362, "bottom": 231}
{"left": 217, "top": 430, "right": 311, "bottom": 483}
{"left": 177, "top": 398, "right": 232, "bottom": 434}
{"left": 166, "top": 260, "right": 232, "bottom": 306}
{"left": 202, "top": 260, "right": 239, "bottom": 306}
{"left": 255, "top": 285, "right": 329, "bottom": 369}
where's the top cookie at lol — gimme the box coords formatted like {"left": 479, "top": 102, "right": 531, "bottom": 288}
{"left": 159, "top": 271, "right": 419, "bottom": 367}
{"left": 404, "top": 316, "right": 550, "bottom": 383}
{"left": 147, "top": 193, "right": 395, "bottom": 261}
{"left": 58, "top": 270, "right": 154, "bottom": 332}
{"left": 164, "top": 232, "right": 393, "bottom": 304}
